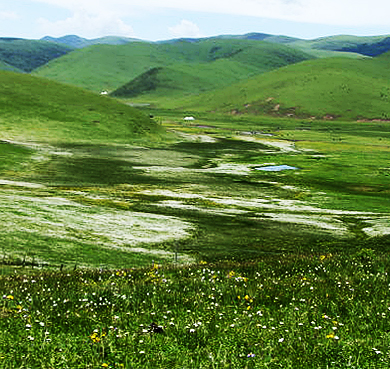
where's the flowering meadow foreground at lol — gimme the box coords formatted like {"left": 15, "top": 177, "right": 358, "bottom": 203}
{"left": 1, "top": 249, "right": 390, "bottom": 368}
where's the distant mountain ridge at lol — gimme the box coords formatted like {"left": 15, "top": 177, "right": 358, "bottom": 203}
{"left": 2, "top": 32, "right": 390, "bottom": 75}
{"left": 41, "top": 35, "right": 144, "bottom": 48}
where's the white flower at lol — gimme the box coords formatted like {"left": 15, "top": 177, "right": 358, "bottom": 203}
{"left": 278, "top": 338, "right": 284, "bottom": 343}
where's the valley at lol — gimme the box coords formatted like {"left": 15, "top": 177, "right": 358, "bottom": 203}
{"left": 1, "top": 32, "right": 390, "bottom": 368}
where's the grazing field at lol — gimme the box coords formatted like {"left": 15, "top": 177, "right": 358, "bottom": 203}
{"left": 33, "top": 39, "right": 312, "bottom": 93}
{"left": 160, "top": 54, "right": 390, "bottom": 121}
{"left": 1, "top": 107, "right": 390, "bottom": 367}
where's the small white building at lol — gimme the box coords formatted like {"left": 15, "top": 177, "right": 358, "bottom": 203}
{"left": 183, "top": 116, "right": 195, "bottom": 121}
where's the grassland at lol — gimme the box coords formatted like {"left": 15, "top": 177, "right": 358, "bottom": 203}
{"left": 1, "top": 52, "right": 390, "bottom": 367}
{"left": 1, "top": 111, "right": 390, "bottom": 367}
{"left": 157, "top": 54, "right": 390, "bottom": 121}
{"left": 0, "top": 71, "right": 163, "bottom": 144}
{"left": 33, "top": 39, "right": 313, "bottom": 93}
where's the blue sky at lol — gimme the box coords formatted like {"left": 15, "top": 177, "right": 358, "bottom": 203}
{"left": 1, "top": 0, "right": 390, "bottom": 41}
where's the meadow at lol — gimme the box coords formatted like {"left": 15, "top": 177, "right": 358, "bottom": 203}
{"left": 1, "top": 105, "right": 390, "bottom": 367}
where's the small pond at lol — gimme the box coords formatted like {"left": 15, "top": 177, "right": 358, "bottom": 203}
{"left": 255, "top": 165, "right": 299, "bottom": 172}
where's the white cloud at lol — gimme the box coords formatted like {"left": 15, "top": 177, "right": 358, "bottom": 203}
{"left": 31, "top": 0, "right": 390, "bottom": 29}
{"left": 0, "top": 11, "right": 19, "bottom": 20}
{"left": 37, "top": 11, "right": 134, "bottom": 38}
{"left": 169, "top": 20, "right": 202, "bottom": 38}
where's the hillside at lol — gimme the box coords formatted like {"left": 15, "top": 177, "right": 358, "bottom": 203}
{"left": 34, "top": 39, "right": 313, "bottom": 93}
{"left": 0, "top": 71, "right": 161, "bottom": 143}
{"left": 0, "top": 38, "right": 73, "bottom": 72}
{"left": 162, "top": 33, "right": 371, "bottom": 58}
{"left": 168, "top": 54, "right": 390, "bottom": 121}
{"left": 0, "top": 59, "right": 22, "bottom": 72}
{"left": 110, "top": 40, "right": 313, "bottom": 101}
{"left": 41, "top": 35, "right": 142, "bottom": 48}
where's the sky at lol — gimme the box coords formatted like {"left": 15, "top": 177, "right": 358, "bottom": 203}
{"left": 1, "top": 0, "right": 390, "bottom": 41}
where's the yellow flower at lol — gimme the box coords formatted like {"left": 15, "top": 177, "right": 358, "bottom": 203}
{"left": 101, "top": 363, "right": 109, "bottom": 368}
{"left": 90, "top": 332, "right": 101, "bottom": 343}
{"left": 244, "top": 295, "right": 250, "bottom": 301}
{"left": 320, "top": 255, "right": 326, "bottom": 261}
{"left": 326, "top": 333, "right": 335, "bottom": 339}
{"left": 6, "top": 295, "right": 14, "bottom": 300}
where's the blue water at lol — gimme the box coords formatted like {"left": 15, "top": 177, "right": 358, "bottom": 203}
{"left": 255, "top": 165, "right": 299, "bottom": 172}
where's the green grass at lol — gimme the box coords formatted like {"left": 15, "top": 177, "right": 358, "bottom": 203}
{"left": 163, "top": 54, "right": 390, "bottom": 120}
{"left": 33, "top": 39, "right": 313, "bottom": 93}
{"left": 1, "top": 75, "right": 390, "bottom": 366}
{"left": 0, "top": 71, "right": 165, "bottom": 144}
{"left": 1, "top": 251, "right": 390, "bottom": 368}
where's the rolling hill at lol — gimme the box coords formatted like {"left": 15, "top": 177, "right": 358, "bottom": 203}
{"left": 0, "top": 38, "right": 73, "bottom": 72}
{"left": 166, "top": 53, "right": 390, "bottom": 121}
{"left": 0, "top": 71, "right": 162, "bottom": 143}
{"left": 161, "top": 33, "right": 373, "bottom": 58}
{"left": 41, "top": 35, "right": 143, "bottom": 48}
{"left": 34, "top": 38, "right": 313, "bottom": 94}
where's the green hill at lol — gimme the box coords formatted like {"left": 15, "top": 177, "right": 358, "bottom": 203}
{"left": 33, "top": 39, "right": 313, "bottom": 93}
{"left": 0, "top": 38, "right": 73, "bottom": 72}
{"left": 302, "top": 35, "right": 390, "bottom": 56}
{"left": 0, "top": 59, "right": 22, "bottom": 72}
{"left": 169, "top": 54, "right": 390, "bottom": 121}
{"left": 162, "top": 33, "right": 368, "bottom": 58}
{"left": 41, "top": 35, "right": 143, "bottom": 48}
{"left": 0, "top": 71, "right": 161, "bottom": 143}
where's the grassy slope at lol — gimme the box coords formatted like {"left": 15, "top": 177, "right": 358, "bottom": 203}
{"left": 168, "top": 54, "right": 390, "bottom": 120}
{"left": 33, "top": 39, "right": 313, "bottom": 93}
{"left": 0, "top": 71, "right": 163, "bottom": 143}
{"left": 0, "top": 38, "right": 73, "bottom": 72}
{"left": 0, "top": 59, "right": 22, "bottom": 72}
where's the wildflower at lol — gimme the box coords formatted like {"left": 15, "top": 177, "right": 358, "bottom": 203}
{"left": 102, "top": 364, "right": 109, "bottom": 368}
{"left": 247, "top": 353, "right": 255, "bottom": 358}
{"left": 90, "top": 332, "right": 101, "bottom": 343}
{"left": 278, "top": 338, "right": 284, "bottom": 343}
{"left": 6, "top": 295, "right": 14, "bottom": 300}
{"left": 320, "top": 255, "right": 326, "bottom": 261}
{"left": 326, "top": 333, "right": 335, "bottom": 339}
